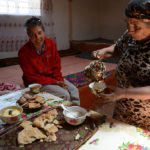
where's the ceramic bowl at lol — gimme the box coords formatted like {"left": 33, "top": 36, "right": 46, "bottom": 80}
{"left": 28, "top": 83, "right": 42, "bottom": 94}
{"left": 89, "top": 81, "right": 107, "bottom": 97}
{"left": 63, "top": 106, "right": 87, "bottom": 126}
{"left": 0, "top": 106, "right": 23, "bottom": 124}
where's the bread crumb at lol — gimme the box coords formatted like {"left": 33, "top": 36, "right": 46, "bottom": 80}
{"left": 85, "top": 127, "right": 88, "bottom": 130}
{"left": 75, "top": 134, "right": 80, "bottom": 140}
{"left": 57, "top": 125, "right": 63, "bottom": 129}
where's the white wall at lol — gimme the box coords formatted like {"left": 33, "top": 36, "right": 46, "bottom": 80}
{"left": 97, "top": 0, "right": 129, "bottom": 40}
{"left": 52, "top": 0, "right": 129, "bottom": 50}
{"left": 52, "top": 0, "right": 70, "bottom": 50}
{"left": 72, "top": 0, "right": 129, "bottom": 41}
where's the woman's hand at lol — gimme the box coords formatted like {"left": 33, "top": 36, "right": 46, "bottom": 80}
{"left": 99, "top": 86, "right": 126, "bottom": 104}
{"left": 92, "top": 44, "right": 115, "bottom": 60}
{"left": 57, "top": 81, "right": 68, "bottom": 89}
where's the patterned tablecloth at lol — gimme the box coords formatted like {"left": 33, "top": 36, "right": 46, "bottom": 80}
{"left": 79, "top": 117, "right": 150, "bottom": 150}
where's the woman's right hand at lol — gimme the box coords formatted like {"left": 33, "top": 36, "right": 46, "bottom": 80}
{"left": 92, "top": 44, "right": 115, "bottom": 60}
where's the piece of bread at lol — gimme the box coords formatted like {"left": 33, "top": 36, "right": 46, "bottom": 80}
{"left": 45, "top": 109, "right": 58, "bottom": 122}
{"left": 29, "top": 102, "right": 41, "bottom": 109}
{"left": 35, "top": 96, "right": 45, "bottom": 104}
{"left": 18, "top": 126, "right": 46, "bottom": 145}
{"left": 20, "top": 120, "right": 32, "bottom": 129}
{"left": 18, "top": 96, "right": 27, "bottom": 105}
{"left": 45, "top": 132, "right": 57, "bottom": 142}
{"left": 33, "top": 114, "right": 49, "bottom": 129}
{"left": 23, "top": 94, "right": 32, "bottom": 99}
{"left": 44, "top": 123, "right": 58, "bottom": 134}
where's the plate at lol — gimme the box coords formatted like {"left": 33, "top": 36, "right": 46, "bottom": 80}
{"left": 16, "top": 94, "right": 45, "bottom": 112}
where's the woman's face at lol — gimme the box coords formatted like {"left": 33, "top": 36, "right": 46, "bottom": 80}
{"left": 126, "top": 17, "right": 150, "bottom": 41}
{"left": 28, "top": 25, "right": 45, "bottom": 49}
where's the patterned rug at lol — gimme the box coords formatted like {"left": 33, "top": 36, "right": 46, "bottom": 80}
{"left": 64, "top": 71, "right": 88, "bottom": 88}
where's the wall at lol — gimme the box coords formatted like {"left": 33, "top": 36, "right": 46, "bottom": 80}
{"left": 72, "top": 0, "right": 129, "bottom": 41}
{"left": 52, "top": 0, "right": 129, "bottom": 50}
{"left": 52, "top": 0, "right": 70, "bottom": 50}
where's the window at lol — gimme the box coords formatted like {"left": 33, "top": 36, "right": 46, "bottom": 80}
{"left": 0, "top": 0, "right": 41, "bottom": 16}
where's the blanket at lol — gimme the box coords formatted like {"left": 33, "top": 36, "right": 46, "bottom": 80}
{"left": 0, "top": 82, "right": 22, "bottom": 96}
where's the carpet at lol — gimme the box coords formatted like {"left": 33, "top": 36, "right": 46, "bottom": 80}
{"left": 76, "top": 52, "right": 119, "bottom": 64}
{"left": 64, "top": 71, "right": 88, "bottom": 88}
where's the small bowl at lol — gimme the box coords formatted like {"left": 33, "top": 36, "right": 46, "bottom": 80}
{"left": 0, "top": 106, "right": 23, "bottom": 124}
{"left": 89, "top": 81, "right": 107, "bottom": 97}
{"left": 63, "top": 106, "right": 87, "bottom": 126}
{"left": 28, "top": 83, "right": 42, "bottom": 94}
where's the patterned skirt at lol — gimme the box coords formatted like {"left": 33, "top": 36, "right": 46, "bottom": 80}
{"left": 113, "top": 98, "right": 150, "bottom": 131}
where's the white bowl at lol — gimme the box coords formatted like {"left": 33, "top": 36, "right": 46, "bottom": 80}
{"left": 0, "top": 106, "right": 23, "bottom": 124}
{"left": 63, "top": 106, "right": 87, "bottom": 126}
{"left": 89, "top": 81, "right": 107, "bottom": 96}
{"left": 28, "top": 83, "right": 42, "bottom": 93}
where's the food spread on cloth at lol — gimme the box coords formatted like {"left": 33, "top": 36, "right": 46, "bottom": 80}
{"left": 0, "top": 106, "right": 100, "bottom": 150}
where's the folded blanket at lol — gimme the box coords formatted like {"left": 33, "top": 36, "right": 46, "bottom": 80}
{"left": 0, "top": 82, "right": 23, "bottom": 96}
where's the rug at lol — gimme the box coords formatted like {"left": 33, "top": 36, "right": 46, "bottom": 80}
{"left": 76, "top": 52, "right": 119, "bottom": 64}
{"left": 64, "top": 71, "right": 88, "bottom": 88}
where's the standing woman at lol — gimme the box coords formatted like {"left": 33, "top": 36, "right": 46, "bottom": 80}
{"left": 18, "top": 17, "right": 80, "bottom": 105}
{"left": 93, "top": 0, "right": 150, "bottom": 130}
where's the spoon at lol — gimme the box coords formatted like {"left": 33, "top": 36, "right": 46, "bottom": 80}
{"left": 61, "top": 104, "right": 70, "bottom": 112}
{"left": 61, "top": 104, "right": 79, "bottom": 118}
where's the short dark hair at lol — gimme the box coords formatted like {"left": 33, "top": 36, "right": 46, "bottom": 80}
{"left": 25, "top": 17, "right": 45, "bottom": 35}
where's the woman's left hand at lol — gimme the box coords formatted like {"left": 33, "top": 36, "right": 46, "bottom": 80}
{"left": 99, "top": 86, "right": 125, "bottom": 104}
{"left": 99, "top": 92, "right": 116, "bottom": 104}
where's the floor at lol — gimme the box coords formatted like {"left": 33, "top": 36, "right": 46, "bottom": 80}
{"left": 0, "top": 55, "right": 117, "bottom": 87}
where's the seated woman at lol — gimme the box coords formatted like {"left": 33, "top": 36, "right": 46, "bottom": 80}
{"left": 93, "top": 0, "right": 150, "bottom": 131}
{"left": 18, "top": 17, "right": 80, "bottom": 105}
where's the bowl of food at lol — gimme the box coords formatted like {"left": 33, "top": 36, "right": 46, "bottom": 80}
{"left": 0, "top": 106, "right": 23, "bottom": 124}
{"left": 28, "top": 83, "right": 42, "bottom": 94}
{"left": 63, "top": 106, "right": 87, "bottom": 126}
{"left": 89, "top": 81, "right": 107, "bottom": 97}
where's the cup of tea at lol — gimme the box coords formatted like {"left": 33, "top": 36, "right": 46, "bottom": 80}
{"left": 28, "top": 83, "right": 42, "bottom": 94}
